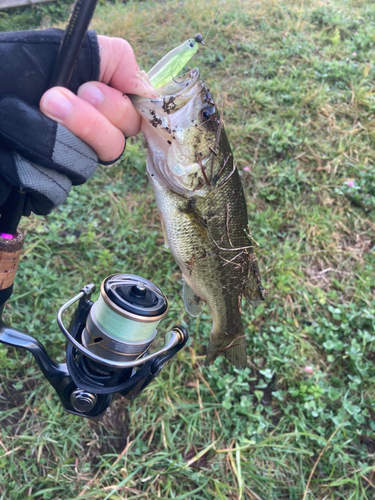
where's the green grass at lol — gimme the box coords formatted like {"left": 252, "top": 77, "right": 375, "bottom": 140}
{"left": 0, "top": 0, "right": 71, "bottom": 32}
{"left": 1, "top": 0, "right": 375, "bottom": 498}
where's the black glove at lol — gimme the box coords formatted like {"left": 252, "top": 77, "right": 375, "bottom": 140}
{"left": 0, "top": 29, "right": 101, "bottom": 216}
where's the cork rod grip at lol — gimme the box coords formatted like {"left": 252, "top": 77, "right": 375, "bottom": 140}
{"left": 0, "top": 233, "right": 24, "bottom": 290}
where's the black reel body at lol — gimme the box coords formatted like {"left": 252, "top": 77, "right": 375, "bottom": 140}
{"left": 0, "top": 275, "right": 188, "bottom": 419}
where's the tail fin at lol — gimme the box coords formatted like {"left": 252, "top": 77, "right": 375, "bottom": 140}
{"left": 204, "top": 336, "right": 247, "bottom": 369}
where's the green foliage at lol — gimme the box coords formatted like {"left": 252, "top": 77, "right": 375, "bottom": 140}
{"left": 1, "top": 0, "right": 375, "bottom": 499}
{"left": 336, "top": 165, "right": 375, "bottom": 210}
{"left": 0, "top": 1, "right": 71, "bottom": 32}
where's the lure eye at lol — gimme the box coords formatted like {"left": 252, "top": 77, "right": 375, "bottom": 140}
{"left": 189, "top": 42, "right": 195, "bottom": 48}
{"left": 201, "top": 107, "right": 214, "bottom": 122}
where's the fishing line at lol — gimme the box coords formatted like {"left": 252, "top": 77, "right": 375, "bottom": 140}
{"left": 88, "top": 275, "right": 168, "bottom": 345}
{"left": 203, "top": 0, "right": 226, "bottom": 45}
{"left": 93, "top": 294, "right": 159, "bottom": 342}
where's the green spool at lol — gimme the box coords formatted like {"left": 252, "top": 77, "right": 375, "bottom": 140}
{"left": 82, "top": 275, "right": 169, "bottom": 363}
{"left": 94, "top": 294, "right": 159, "bottom": 342}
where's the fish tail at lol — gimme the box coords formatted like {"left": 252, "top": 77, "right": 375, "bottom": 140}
{"left": 204, "top": 336, "right": 247, "bottom": 369}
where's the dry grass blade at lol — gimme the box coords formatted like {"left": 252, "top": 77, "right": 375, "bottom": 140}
{"left": 184, "top": 438, "right": 219, "bottom": 468}
{"left": 302, "top": 423, "right": 344, "bottom": 500}
{"left": 245, "top": 486, "right": 265, "bottom": 500}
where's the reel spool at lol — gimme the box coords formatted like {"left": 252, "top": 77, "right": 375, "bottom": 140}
{"left": 82, "top": 274, "right": 168, "bottom": 363}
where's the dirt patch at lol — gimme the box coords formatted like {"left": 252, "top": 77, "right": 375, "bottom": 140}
{"left": 0, "top": 377, "right": 38, "bottom": 430}
{"left": 304, "top": 263, "right": 343, "bottom": 291}
{"left": 339, "top": 233, "right": 373, "bottom": 262}
{"left": 88, "top": 395, "right": 130, "bottom": 463}
{"left": 359, "top": 435, "right": 375, "bottom": 454}
{"left": 303, "top": 227, "right": 373, "bottom": 291}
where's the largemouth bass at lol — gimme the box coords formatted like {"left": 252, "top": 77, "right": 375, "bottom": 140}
{"left": 132, "top": 69, "right": 265, "bottom": 368}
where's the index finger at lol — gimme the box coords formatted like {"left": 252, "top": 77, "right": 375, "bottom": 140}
{"left": 98, "top": 36, "right": 156, "bottom": 98}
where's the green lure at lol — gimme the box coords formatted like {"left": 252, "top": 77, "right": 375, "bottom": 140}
{"left": 148, "top": 34, "right": 204, "bottom": 89}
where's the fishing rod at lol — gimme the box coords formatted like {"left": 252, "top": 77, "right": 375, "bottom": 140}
{"left": 0, "top": 0, "right": 188, "bottom": 419}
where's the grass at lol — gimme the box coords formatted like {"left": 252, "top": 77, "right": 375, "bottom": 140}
{"left": 0, "top": 0, "right": 375, "bottom": 498}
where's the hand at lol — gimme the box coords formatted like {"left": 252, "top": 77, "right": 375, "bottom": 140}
{"left": 0, "top": 30, "right": 151, "bottom": 215}
{"left": 40, "top": 36, "right": 155, "bottom": 163}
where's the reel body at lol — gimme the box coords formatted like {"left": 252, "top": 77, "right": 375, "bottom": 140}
{"left": 0, "top": 274, "right": 188, "bottom": 419}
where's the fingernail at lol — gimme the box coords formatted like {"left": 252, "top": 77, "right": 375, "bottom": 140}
{"left": 77, "top": 83, "right": 105, "bottom": 107}
{"left": 42, "top": 89, "right": 73, "bottom": 121}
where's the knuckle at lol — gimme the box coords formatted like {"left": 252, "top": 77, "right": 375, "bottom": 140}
{"left": 79, "top": 112, "right": 102, "bottom": 142}
{"left": 112, "top": 38, "right": 138, "bottom": 71}
{"left": 113, "top": 38, "right": 134, "bottom": 58}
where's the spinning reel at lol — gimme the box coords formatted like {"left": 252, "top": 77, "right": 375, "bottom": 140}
{"left": 0, "top": 271, "right": 188, "bottom": 419}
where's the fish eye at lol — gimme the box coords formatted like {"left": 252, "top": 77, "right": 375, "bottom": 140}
{"left": 201, "top": 106, "right": 214, "bottom": 122}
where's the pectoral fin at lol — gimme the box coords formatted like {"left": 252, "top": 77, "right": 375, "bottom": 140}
{"left": 182, "top": 277, "right": 204, "bottom": 317}
{"left": 244, "top": 283, "right": 266, "bottom": 307}
{"left": 160, "top": 214, "right": 169, "bottom": 249}
{"left": 180, "top": 199, "right": 208, "bottom": 240}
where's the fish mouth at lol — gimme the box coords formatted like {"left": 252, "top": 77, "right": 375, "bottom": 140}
{"left": 131, "top": 68, "right": 213, "bottom": 196}
{"left": 132, "top": 68, "right": 202, "bottom": 112}
{"left": 154, "top": 68, "right": 200, "bottom": 99}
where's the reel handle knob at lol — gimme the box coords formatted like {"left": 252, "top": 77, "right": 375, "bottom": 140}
{"left": 70, "top": 389, "right": 98, "bottom": 413}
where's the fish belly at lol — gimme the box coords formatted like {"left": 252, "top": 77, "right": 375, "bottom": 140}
{"left": 150, "top": 173, "right": 249, "bottom": 368}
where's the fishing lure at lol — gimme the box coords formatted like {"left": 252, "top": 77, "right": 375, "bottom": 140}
{"left": 148, "top": 34, "right": 204, "bottom": 89}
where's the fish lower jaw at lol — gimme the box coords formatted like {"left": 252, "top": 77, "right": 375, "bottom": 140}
{"left": 149, "top": 170, "right": 207, "bottom": 197}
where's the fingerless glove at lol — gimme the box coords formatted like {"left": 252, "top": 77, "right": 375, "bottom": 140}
{"left": 0, "top": 28, "right": 100, "bottom": 215}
